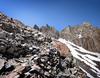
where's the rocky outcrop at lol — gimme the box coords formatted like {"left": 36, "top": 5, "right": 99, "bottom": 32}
{"left": 0, "top": 12, "right": 84, "bottom": 78}
{"left": 52, "top": 40, "right": 70, "bottom": 58}
{"left": 40, "top": 25, "right": 59, "bottom": 39}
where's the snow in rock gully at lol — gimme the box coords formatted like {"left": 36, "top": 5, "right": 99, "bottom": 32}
{"left": 58, "top": 38, "right": 100, "bottom": 78}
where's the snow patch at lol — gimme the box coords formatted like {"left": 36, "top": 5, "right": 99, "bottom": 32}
{"left": 58, "top": 38, "right": 100, "bottom": 78}
{"left": 79, "top": 66, "right": 94, "bottom": 78}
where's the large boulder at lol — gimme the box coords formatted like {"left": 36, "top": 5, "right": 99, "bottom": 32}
{"left": 52, "top": 40, "right": 70, "bottom": 58}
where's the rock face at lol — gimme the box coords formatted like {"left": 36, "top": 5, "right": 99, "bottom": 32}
{"left": 0, "top": 12, "right": 84, "bottom": 78}
{"left": 39, "top": 23, "right": 100, "bottom": 53}
{"left": 60, "top": 24, "right": 100, "bottom": 52}
{"left": 40, "top": 25, "right": 59, "bottom": 39}
{"left": 52, "top": 40, "right": 70, "bottom": 58}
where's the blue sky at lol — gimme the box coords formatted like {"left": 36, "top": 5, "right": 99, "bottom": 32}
{"left": 0, "top": 0, "right": 100, "bottom": 30}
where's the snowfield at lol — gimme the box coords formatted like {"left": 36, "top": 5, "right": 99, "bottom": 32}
{"left": 58, "top": 38, "right": 100, "bottom": 78}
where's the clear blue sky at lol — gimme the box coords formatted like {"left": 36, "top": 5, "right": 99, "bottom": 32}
{"left": 0, "top": 0, "right": 100, "bottom": 30}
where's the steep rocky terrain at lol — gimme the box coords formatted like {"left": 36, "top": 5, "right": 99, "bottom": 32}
{"left": 58, "top": 38, "right": 100, "bottom": 78}
{"left": 0, "top": 12, "right": 85, "bottom": 78}
{"left": 40, "top": 22, "right": 100, "bottom": 52}
{"left": 40, "top": 25, "right": 59, "bottom": 39}
{"left": 35, "top": 22, "right": 100, "bottom": 78}
{"left": 60, "top": 23, "right": 100, "bottom": 52}
{"left": 0, "top": 12, "right": 100, "bottom": 78}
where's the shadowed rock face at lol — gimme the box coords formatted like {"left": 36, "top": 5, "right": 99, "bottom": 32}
{"left": 0, "top": 12, "right": 84, "bottom": 78}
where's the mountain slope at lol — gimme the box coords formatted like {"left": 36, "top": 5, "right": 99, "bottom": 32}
{"left": 60, "top": 24, "right": 100, "bottom": 52}
{"left": 0, "top": 12, "right": 85, "bottom": 78}
{"left": 0, "top": 12, "right": 100, "bottom": 78}
{"left": 58, "top": 38, "right": 100, "bottom": 78}
{"left": 39, "top": 23, "right": 100, "bottom": 53}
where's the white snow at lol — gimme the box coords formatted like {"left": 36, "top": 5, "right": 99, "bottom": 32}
{"left": 58, "top": 38, "right": 100, "bottom": 78}
{"left": 79, "top": 66, "right": 94, "bottom": 78}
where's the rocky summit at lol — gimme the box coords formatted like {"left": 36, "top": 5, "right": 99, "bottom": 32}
{"left": 0, "top": 12, "right": 100, "bottom": 78}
